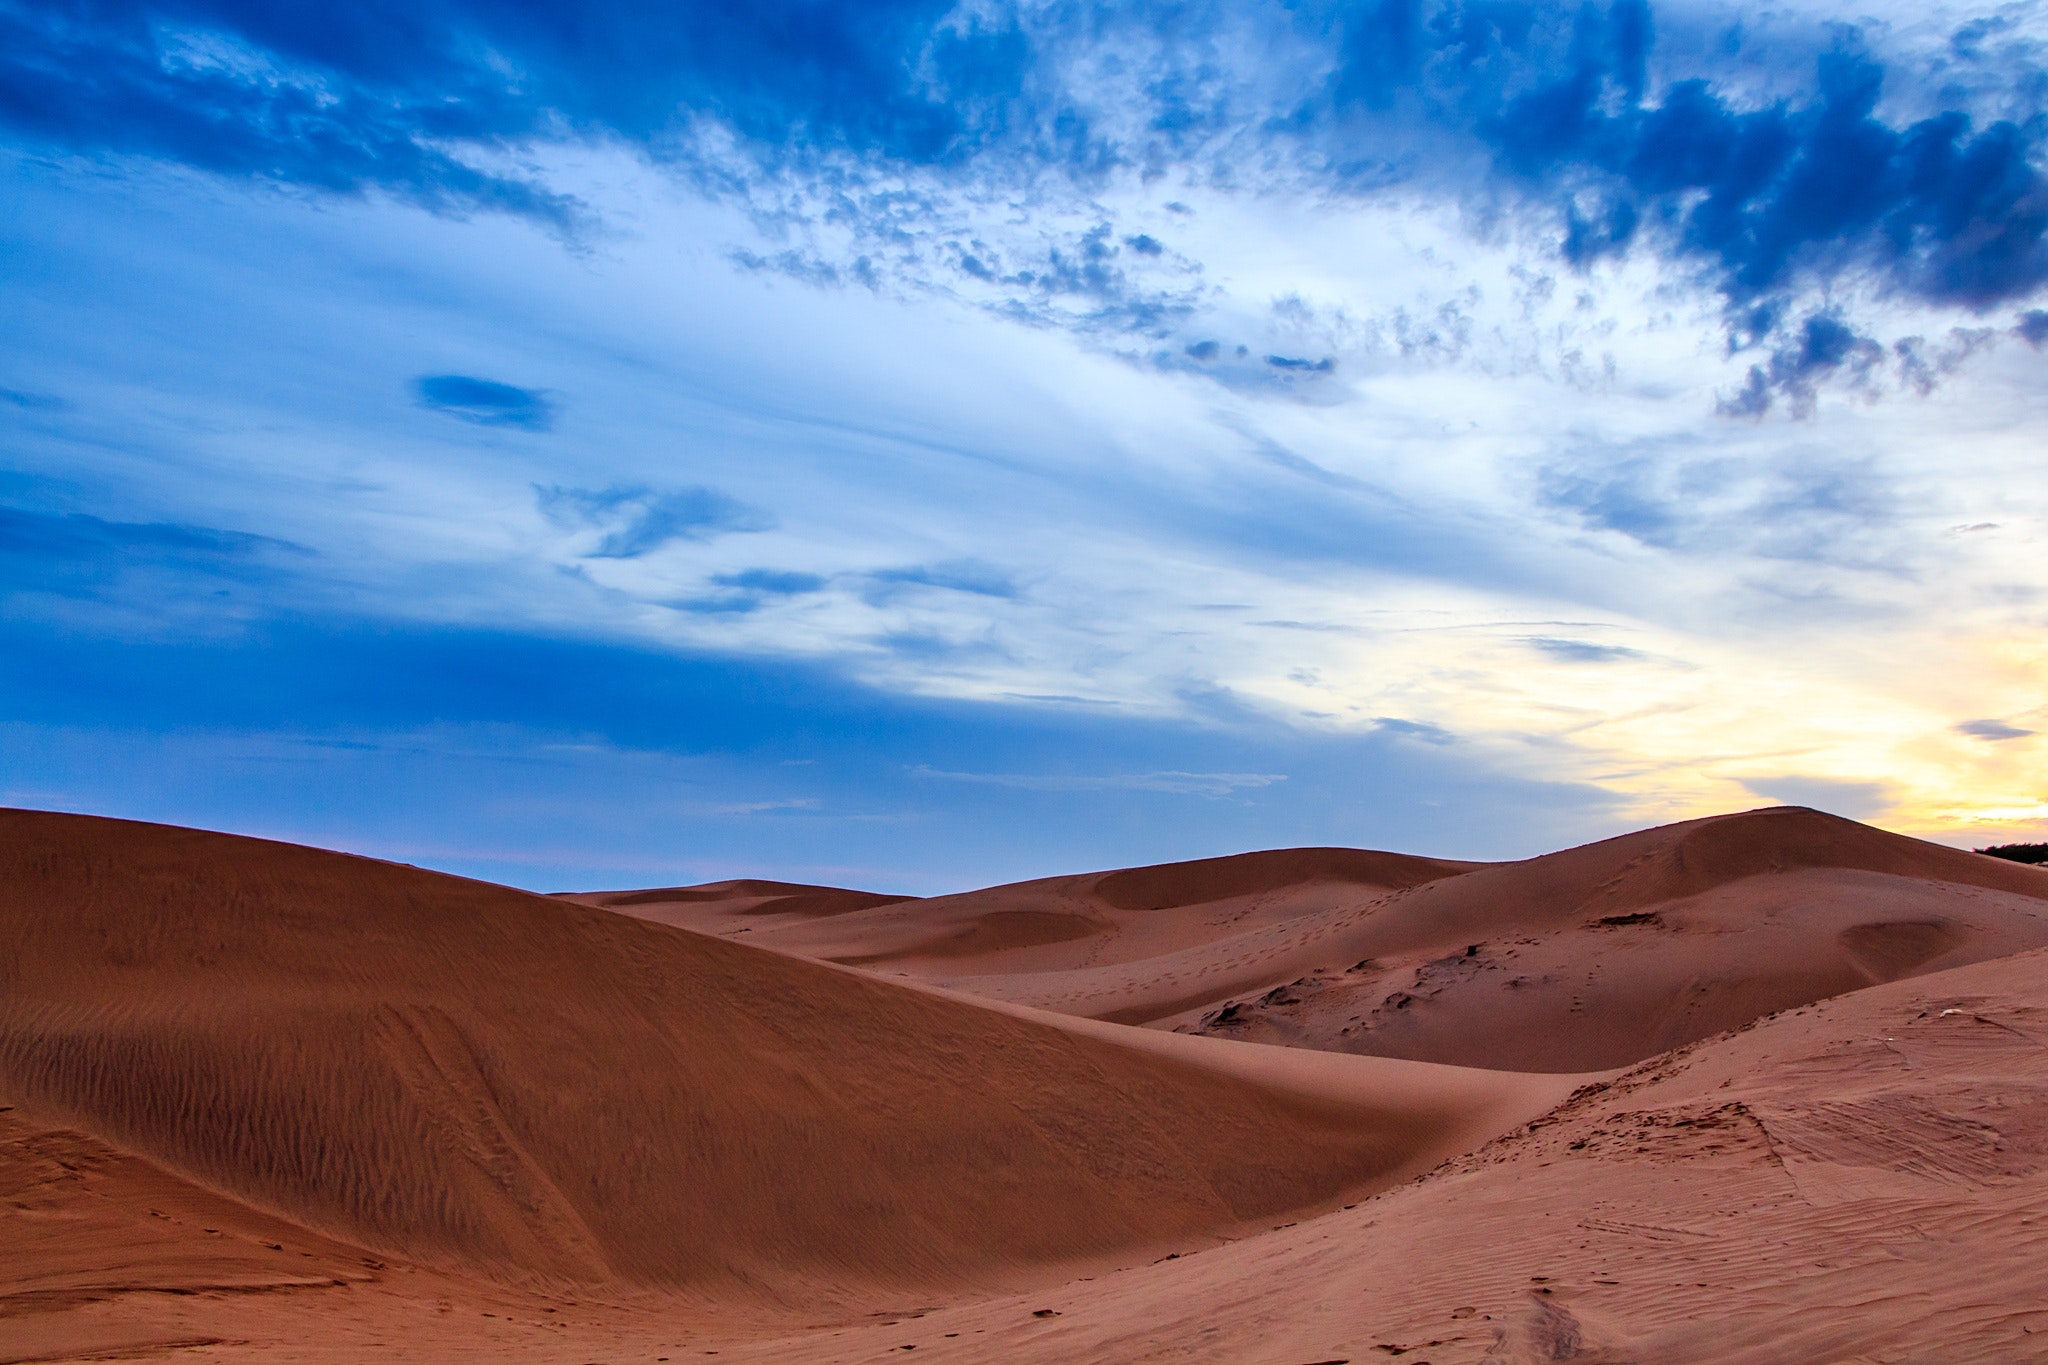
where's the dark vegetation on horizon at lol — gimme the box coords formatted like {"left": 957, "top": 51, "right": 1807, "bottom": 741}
{"left": 1977, "top": 843, "right": 2048, "bottom": 865}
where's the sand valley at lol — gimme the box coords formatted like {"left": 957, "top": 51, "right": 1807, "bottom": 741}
{"left": 7, "top": 806, "right": 2048, "bottom": 1362}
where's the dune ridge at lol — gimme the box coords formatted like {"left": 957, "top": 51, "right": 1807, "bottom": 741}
{"left": 579, "top": 878, "right": 915, "bottom": 920}
{"left": 11, "top": 804, "right": 2048, "bottom": 1362}
{"left": 628, "top": 807, "right": 2048, "bottom": 1072}
{"left": 699, "top": 945, "right": 2048, "bottom": 1363}
{"left": 0, "top": 808, "right": 1569, "bottom": 1309}
{"left": 572, "top": 845, "right": 1471, "bottom": 968}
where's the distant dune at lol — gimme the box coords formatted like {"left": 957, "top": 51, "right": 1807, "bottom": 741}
{"left": 0, "top": 810, "right": 1565, "bottom": 1307}
{"left": 9, "top": 805, "right": 2048, "bottom": 1361}
{"left": 585, "top": 877, "right": 917, "bottom": 922}
{"left": 611, "top": 806, "right": 2048, "bottom": 1071}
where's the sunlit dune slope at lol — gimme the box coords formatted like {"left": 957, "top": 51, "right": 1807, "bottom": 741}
{"left": 0, "top": 809, "right": 1568, "bottom": 1304}
{"left": 18, "top": 916, "right": 2048, "bottom": 1362}
{"left": 712, "top": 945, "right": 2048, "bottom": 1364}
{"left": 606, "top": 807, "right": 2048, "bottom": 1073}
{"left": 571, "top": 846, "right": 1475, "bottom": 973}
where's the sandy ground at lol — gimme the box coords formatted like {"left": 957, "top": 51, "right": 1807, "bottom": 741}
{"left": 601, "top": 808, "right": 2048, "bottom": 1071}
{"left": 7, "top": 806, "right": 2048, "bottom": 1362}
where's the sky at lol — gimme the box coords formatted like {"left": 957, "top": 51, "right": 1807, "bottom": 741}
{"left": 3, "top": 0, "right": 2047, "bottom": 893}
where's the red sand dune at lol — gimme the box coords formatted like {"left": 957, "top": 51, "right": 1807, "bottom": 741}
{"left": 0, "top": 810, "right": 1565, "bottom": 1309}
{"left": 696, "top": 945, "right": 2048, "bottom": 1363}
{"left": 572, "top": 845, "right": 1473, "bottom": 971}
{"left": 583, "top": 877, "right": 916, "bottom": 925}
{"left": 619, "top": 807, "right": 2048, "bottom": 1071}
{"left": 8, "top": 804, "right": 2048, "bottom": 1362}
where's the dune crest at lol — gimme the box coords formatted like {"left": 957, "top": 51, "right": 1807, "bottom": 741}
{"left": 695, "top": 945, "right": 2048, "bottom": 1363}
{"left": 0, "top": 809, "right": 1568, "bottom": 1306}
{"left": 575, "top": 844, "right": 1474, "bottom": 974}
{"left": 13, "top": 804, "right": 2048, "bottom": 1362}
{"left": 621, "top": 807, "right": 2048, "bottom": 1072}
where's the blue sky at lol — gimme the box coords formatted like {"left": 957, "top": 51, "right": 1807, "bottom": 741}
{"left": 4, "top": 0, "right": 2047, "bottom": 891}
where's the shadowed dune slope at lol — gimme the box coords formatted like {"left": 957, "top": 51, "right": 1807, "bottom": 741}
{"left": 573, "top": 878, "right": 915, "bottom": 925}
{"left": 0, "top": 810, "right": 1568, "bottom": 1304}
{"left": 599, "top": 807, "right": 2048, "bottom": 1073}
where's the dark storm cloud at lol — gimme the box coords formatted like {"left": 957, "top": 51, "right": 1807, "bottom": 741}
{"left": 7, "top": 0, "right": 2048, "bottom": 369}
{"left": 1717, "top": 312, "right": 1885, "bottom": 418}
{"left": 0, "top": 3, "right": 582, "bottom": 227}
{"left": 0, "top": 0, "right": 997, "bottom": 222}
{"left": 1306, "top": 4, "right": 2048, "bottom": 311}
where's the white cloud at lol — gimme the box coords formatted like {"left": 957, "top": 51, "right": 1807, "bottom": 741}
{"left": 7, "top": 127, "right": 2048, "bottom": 848}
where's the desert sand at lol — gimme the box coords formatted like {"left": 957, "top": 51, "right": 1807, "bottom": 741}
{"left": 594, "top": 808, "right": 2048, "bottom": 1071}
{"left": 7, "top": 805, "right": 2048, "bottom": 1361}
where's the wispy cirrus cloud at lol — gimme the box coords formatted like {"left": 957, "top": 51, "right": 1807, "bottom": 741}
{"left": 911, "top": 765, "right": 1287, "bottom": 797}
{"left": 7, "top": 0, "right": 2048, "bottom": 881}
{"left": 0, "top": 501, "right": 306, "bottom": 600}
{"left": 1529, "top": 637, "right": 1647, "bottom": 665}
{"left": 1956, "top": 718, "right": 2036, "bottom": 741}
{"left": 867, "top": 560, "right": 1019, "bottom": 601}
{"left": 537, "top": 484, "right": 774, "bottom": 558}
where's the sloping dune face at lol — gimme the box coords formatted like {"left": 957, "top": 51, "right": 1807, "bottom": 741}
{"left": 713, "top": 947, "right": 2048, "bottom": 1364}
{"left": 591, "top": 846, "right": 1475, "bottom": 978}
{"left": 0, "top": 811, "right": 1561, "bottom": 1303}
{"left": 577, "top": 879, "right": 915, "bottom": 929}
{"left": 1171, "top": 806, "right": 2048, "bottom": 1070}
{"left": 606, "top": 808, "right": 2048, "bottom": 1074}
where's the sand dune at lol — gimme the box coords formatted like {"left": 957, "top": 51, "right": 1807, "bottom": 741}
{"left": 569, "top": 845, "right": 1473, "bottom": 970}
{"left": 696, "top": 944, "right": 2048, "bottom": 1363}
{"left": 625, "top": 807, "right": 2048, "bottom": 1072}
{"left": 0, "top": 809, "right": 1567, "bottom": 1311}
{"left": 0, "top": 1104, "right": 390, "bottom": 1362}
{"left": 575, "top": 877, "right": 915, "bottom": 929}
{"left": 10, "top": 804, "right": 2048, "bottom": 1362}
